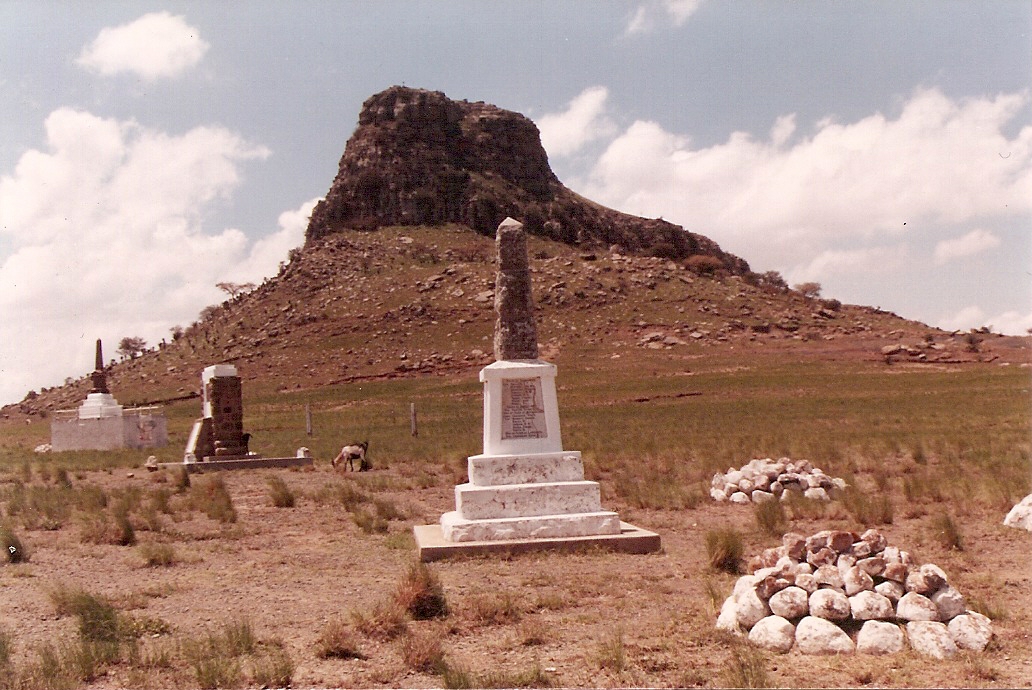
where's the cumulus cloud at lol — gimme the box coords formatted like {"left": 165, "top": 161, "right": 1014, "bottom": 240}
{"left": 0, "top": 108, "right": 300, "bottom": 404}
{"left": 77, "top": 12, "right": 209, "bottom": 80}
{"left": 580, "top": 88, "right": 1032, "bottom": 285}
{"left": 933, "top": 228, "right": 1002, "bottom": 264}
{"left": 537, "top": 86, "right": 616, "bottom": 158}
{"left": 625, "top": 0, "right": 703, "bottom": 35}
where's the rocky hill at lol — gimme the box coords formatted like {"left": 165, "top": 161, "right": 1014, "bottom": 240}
{"left": 3, "top": 88, "right": 1022, "bottom": 422}
{"left": 306, "top": 86, "right": 748, "bottom": 272}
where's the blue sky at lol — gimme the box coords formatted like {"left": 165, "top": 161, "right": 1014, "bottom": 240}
{"left": 1, "top": 1, "right": 1030, "bottom": 405}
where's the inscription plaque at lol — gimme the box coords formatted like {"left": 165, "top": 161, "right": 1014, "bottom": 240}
{"left": 501, "top": 378, "right": 547, "bottom": 440}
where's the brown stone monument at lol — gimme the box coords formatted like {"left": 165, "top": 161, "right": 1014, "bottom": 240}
{"left": 493, "top": 218, "right": 538, "bottom": 361}
{"left": 89, "top": 339, "right": 109, "bottom": 394}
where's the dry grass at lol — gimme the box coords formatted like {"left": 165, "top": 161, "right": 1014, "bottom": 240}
{"left": 315, "top": 618, "right": 366, "bottom": 659}
{"left": 400, "top": 627, "right": 445, "bottom": 672}
{"left": 705, "top": 528, "right": 744, "bottom": 574}
{"left": 265, "top": 475, "right": 296, "bottom": 508}
{"left": 394, "top": 561, "right": 449, "bottom": 620}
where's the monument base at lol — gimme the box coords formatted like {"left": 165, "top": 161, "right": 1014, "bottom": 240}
{"left": 414, "top": 522, "right": 661, "bottom": 562}
{"left": 441, "top": 509, "right": 620, "bottom": 542}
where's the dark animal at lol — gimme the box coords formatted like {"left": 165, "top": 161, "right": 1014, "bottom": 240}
{"left": 332, "top": 441, "right": 369, "bottom": 471}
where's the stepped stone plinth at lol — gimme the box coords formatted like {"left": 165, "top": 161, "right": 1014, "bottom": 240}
{"left": 415, "top": 218, "right": 659, "bottom": 560}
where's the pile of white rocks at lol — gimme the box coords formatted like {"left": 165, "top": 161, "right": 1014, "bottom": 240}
{"left": 710, "top": 458, "right": 846, "bottom": 504}
{"left": 716, "top": 528, "right": 993, "bottom": 658}
{"left": 1004, "top": 494, "right": 1032, "bottom": 531}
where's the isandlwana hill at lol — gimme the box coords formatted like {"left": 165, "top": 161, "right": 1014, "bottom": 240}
{"left": 3, "top": 86, "right": 1022, "bottom": 420}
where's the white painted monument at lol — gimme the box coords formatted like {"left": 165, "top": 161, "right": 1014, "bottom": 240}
{"left": 416, "top": 218, "right": 659, "bottom": 558}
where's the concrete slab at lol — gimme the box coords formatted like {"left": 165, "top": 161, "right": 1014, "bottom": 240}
{"left": 153, "top": 456, "right": 313, "bottom": 473}
{"left": 413, "top": 521, "right": 661, "bottom": 562}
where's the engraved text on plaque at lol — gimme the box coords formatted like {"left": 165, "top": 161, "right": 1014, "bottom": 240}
{"left": 501, "top": 378, "right": 547, "bottom": 440}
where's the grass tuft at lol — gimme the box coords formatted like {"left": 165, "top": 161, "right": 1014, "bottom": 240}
{"left": 394, "top": 562, "right": 449, "bottom": 620}
{"left": 400, "top": 628, "right": 445, "bottom": 672}
{"left": 930, "top": 511, "right": 964, "bottom": 551}
{"left": 1, "top": 525, "right": 28, "bottom": 564}
{"left": 315, "top": 619, "right": 366, "bottom": 659}
{"left": 753, "top": 499, "right": 788, "bottom": 536}
{"left": 720, "top": 639, "right": 773, "bottom": 688}
{"left": 266, "top": 476, "right": 296, "bottom": 508}
{"left": 189, "top": 476, "right": 237, "bottom": 523}
{"left": 705, "top": 528, "right": 744, "bottom": 574}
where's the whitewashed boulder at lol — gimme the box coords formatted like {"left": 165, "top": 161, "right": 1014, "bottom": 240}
{"left": 874, "top": 580, "right": 905, "bottom": 603}
{"left": 856, "top": 555, "right": 886, "bottom": 577}
{"left": 710, "top": 487, "right": 728, "bottom": 502}
{"left": 1004, "top": 494, "right": 1032, "bottom": 531}
{"left": 930, "top": 585, "right": 966, "bottom": 621}
{"left": 813, "top": 564, "right": 844, "bottom": 590}
{"left": 769, "top": 586, "right": 809, "bottom": 619}
{"left": 748, "top": 615, "right": 795, "bottom": 653}
{"left": 948, "top": 612, "right": 993, "bottom": 651}
{"left": 856, "top": 620, "right": 905, "bottom": 655}
{"left": 843, "top": 565, "right": 874, "bottom": 596}
{"left": 896, "top": 592, "right": 939, "bottom": 621}
{"left": 906, "top": 621, "right": 958, "bottom": 659}
{"left": 809, "top": 589, "right": 850, "bottom": 621}
{"left": 730, "top": 491, "right": 750, "bottom": 504}
{"left": 716, "top": 596, "right": 742, "bottom": 634}
{"left": 860, "top": 528, "right": 888, "bottom": 553}
{"left": 734, "top": 585, "right": 771, "bottom": 629}
{"left": 733, "top": 575, "right": 759, "bottom": 595}
{"left": 882, "top": 562, "right": 908, "bottom": 583}
{"left": 751, "top": 489, "right": 775, "bottom": 503}
{"left": 796, "top": 616, "right": 855, "bottom": 655}
{"left": 849, "top": 591, "right": 894, "bottom": 620}
{"left": 795, "top": 573, "right": 818, "bottom": 594}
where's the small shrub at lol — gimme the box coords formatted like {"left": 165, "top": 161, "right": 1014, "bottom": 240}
{"left": 316, "top": 619, "right": 366, "bottom": 659}
{"left": 394, "top": 562, "right": 449, "bottom": 620}
{"left": 266, "top": 476, "right": 296, "bottom": 508}
{"left": 73, "top": 592, "right": 121, "bottom": 643}
{"left": 931, "top": 511, "right": 964, "bottom": 551}
{"left": 841, "top": 487, "right": 894, "bottom": 526}
{"left": 465, "top": 592, "right": 522, "bottom": 626}
{"left": 517, "top": 617, "right": 550, "bottom": 646}
{"left": 1, "top": 525, "right": 28, "bottom": 564}
{"left": 350, "top": 600, "right": 408, "bottom": 641}
{"left": 0, "top": 626, "right": 12, "bottom": 667}
{"left": 173, "top": 467, "right": 191, "bottom": 493}
{"left": 400, "top": 628, "right": 445, "bottom": 672}
{"left": 150, "top": 487, "right": 173, "bottom": 514}
{"left": 251, "top": 646, "right": 294, "bottom": 688}
{"left": 219, "top": 618, "right": 257, "bottom": 656}
{"left": 352, "top": 507, "right": 388, "bottom": 534}
{"left": 594, "top": 627, "right": 625, "bottom": 672}
{"left": 138, "top": 542, "right": 177, "bottom": 567}
{"left": 720, "top": 640, "right": 773, "bottom": 688}
{"left": 372, "top": 496, "right": 406, "bottom": 520}
{"left": 190, "top": 653, "right": 242, "bottom": 690}
{"left": 190, "top": 476, "right": 237, "bottom": 523}
{"left": 54, "top": 467, "right": 72, "bottom": 489}
{"left": 705, "top": 528, "right": 744, "bottom": 574}
{"left": 753, "top": 500, "right": 788, "bottom": 537}
{"left": 684, "top": 254, "right": 724, "bottom": 276}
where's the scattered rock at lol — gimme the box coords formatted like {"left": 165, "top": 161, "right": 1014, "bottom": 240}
{"left": 1004, "top": 494, "right": 1032, "bottom": 531}
{"left": 948, "top": 612, "right": 993, "bottom": 651}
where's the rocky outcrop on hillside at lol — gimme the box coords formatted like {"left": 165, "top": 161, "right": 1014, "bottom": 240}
{"left": 306, "top": 86, "right": 749, "bottom": 271}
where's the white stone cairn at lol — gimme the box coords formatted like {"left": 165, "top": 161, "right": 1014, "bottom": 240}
{"left": 710, "top": 457, "right": 847, "bottom": 503}
{"left": 439, "top": 219, "right": 623, "bottom": 542}
{"left": 714, "top": 527, "right": 993, "bottom": 656}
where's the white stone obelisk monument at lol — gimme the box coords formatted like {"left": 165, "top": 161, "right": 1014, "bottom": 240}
{"left": 439, "top": 218, "right": 624, "bottom": 542}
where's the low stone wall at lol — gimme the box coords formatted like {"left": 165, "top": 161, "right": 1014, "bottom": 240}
{"left": 716, "top": 528, "right": 992, "bottom": 658}
{"left": 51, "top": 411, "right": 168, "bottom": 451}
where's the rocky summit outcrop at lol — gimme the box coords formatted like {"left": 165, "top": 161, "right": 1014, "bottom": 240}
{"left": 306, "top": 86, "right": 749, "bottom": 271}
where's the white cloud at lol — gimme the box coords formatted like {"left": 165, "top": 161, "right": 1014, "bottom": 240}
{"left": 537, "top": 87, "right": 616, "bottom": 159}
{"left": 77, "top": 12, "right": 209, "bottom": 80}
{"left": 787, "top": 245, "right": 905, "bottom": 284}
{"left": 580, "top": 88, "right": 1032, "bottom": 286}
{"left": 625, "top": 0, "right": 703, "bottom": 35}
{"left": 938, "top": 305, "right": 986, "bottom": 332}
{"left": 933, "top": 228, "right": 1001, "bottom": 264}
{"left": 0, "top": 108, "right": 297, "bottom": 404}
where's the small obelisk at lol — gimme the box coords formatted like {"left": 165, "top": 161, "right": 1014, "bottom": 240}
{"left": 493, "top": 218, "right": 538, "bottom": 361}
{"left": 89, "top": 339, "right": 109, "bottom": 394}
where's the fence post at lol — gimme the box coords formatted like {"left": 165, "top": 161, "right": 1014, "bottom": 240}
{"left": 305, "top": 402, "right": 312, "bottom": 437}
{"left": 410, "top": 402, "right": 418, "bottom": 437}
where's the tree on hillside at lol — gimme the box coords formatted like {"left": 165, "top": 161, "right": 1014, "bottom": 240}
{"left": 794, "top": 282, "right": 822, "bottom": 299}
{"left": 117, "top": 336, "right": 147, "bottom": 361}
{"left": 216, "top": 282, "right": 256, "bottom": 300}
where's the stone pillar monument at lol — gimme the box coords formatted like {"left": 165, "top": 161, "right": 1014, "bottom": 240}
{"left": 78, "top": 339, "right": 123, "bottom": 419}
{"left": 183, "top": 364, "right": 251, "bottom": 462}
{"left": 438, "top": 218, "right": 623, "bottom": 542}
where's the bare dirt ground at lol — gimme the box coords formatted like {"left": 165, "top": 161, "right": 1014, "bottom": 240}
{"left": 1, "top": 455, "right": 1030, "bottom": 689}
